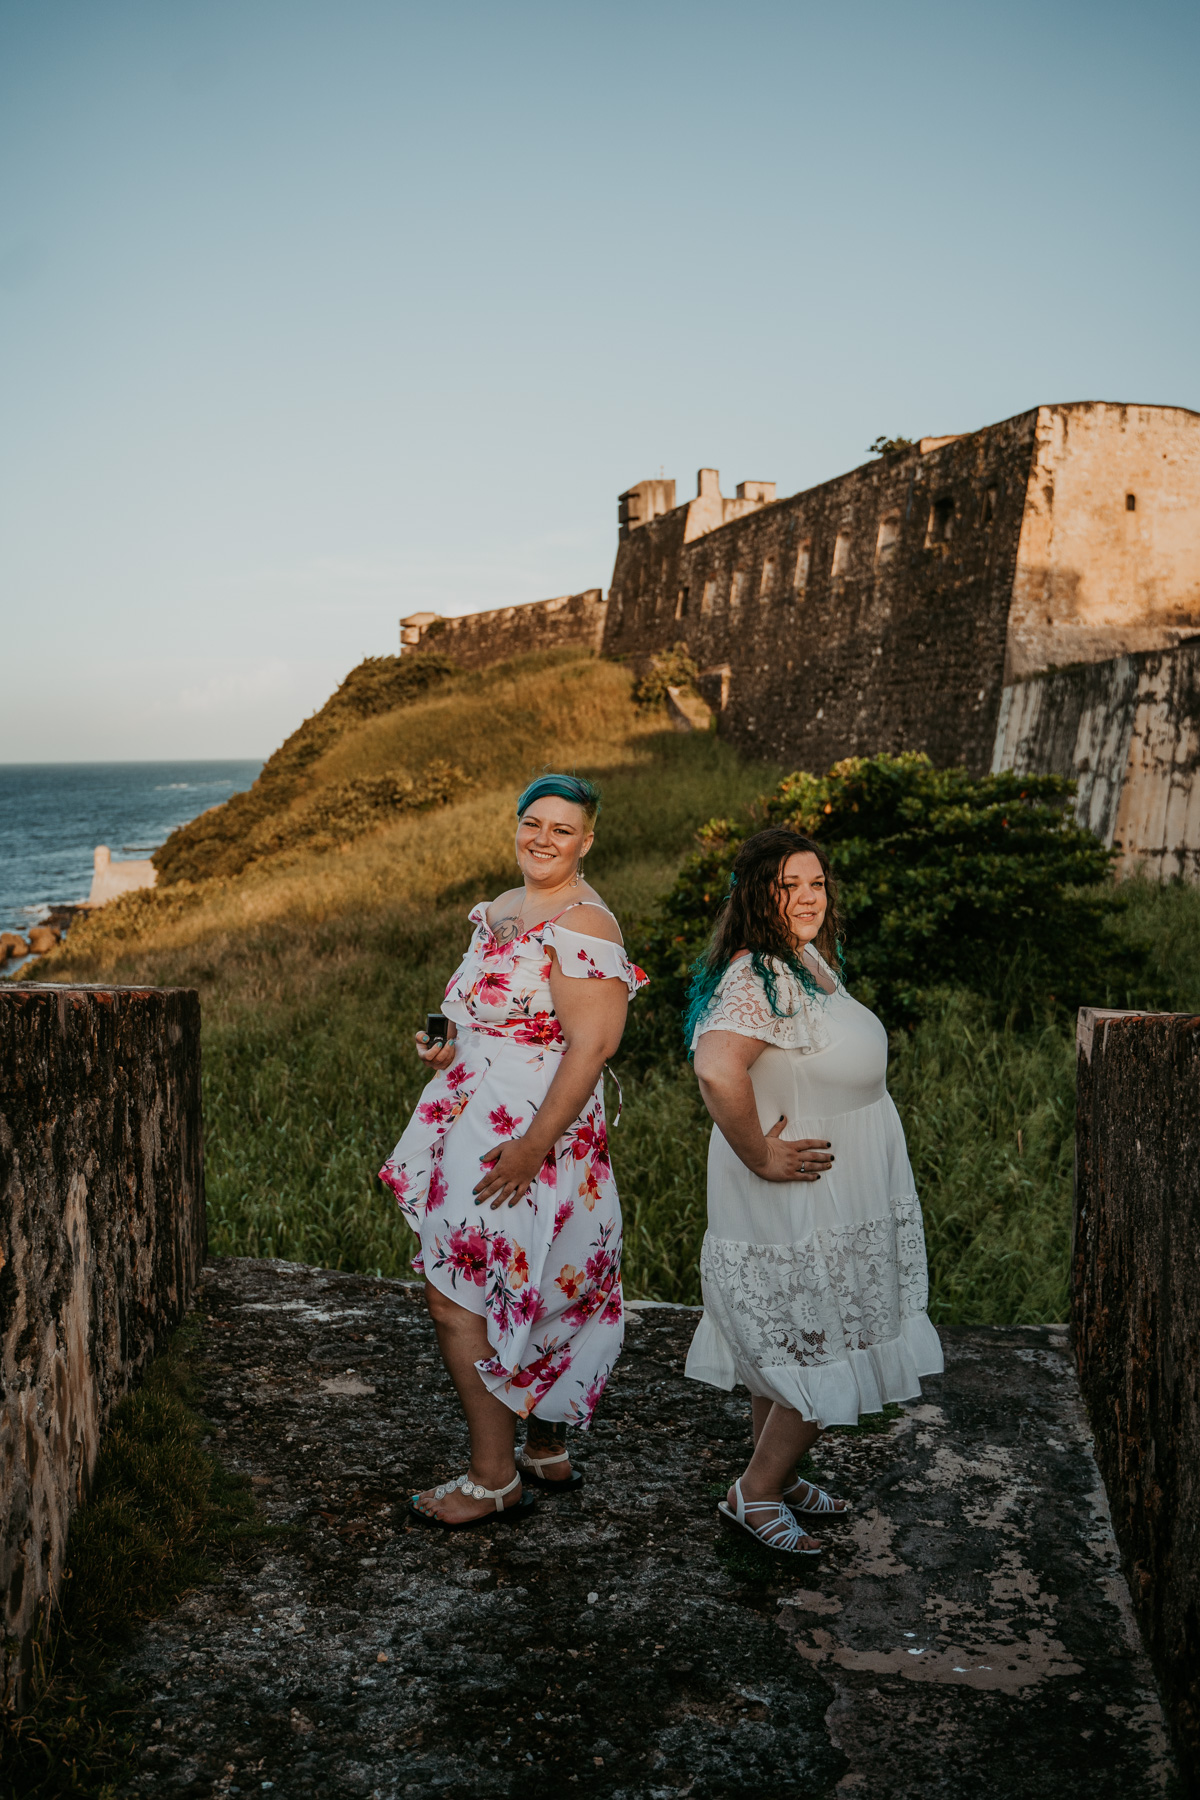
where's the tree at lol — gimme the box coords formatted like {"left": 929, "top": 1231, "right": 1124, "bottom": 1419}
{"left": 625, "top": 753, "right": 1134, "bottom": 1056}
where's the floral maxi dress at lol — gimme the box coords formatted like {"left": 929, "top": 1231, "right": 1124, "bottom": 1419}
{"left": 379, "top": 903, "right": 648, "bottom": 1427}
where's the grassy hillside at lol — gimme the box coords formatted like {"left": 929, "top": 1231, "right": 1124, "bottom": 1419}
{"left": 35, "top": 646, "right": 1200, "bottom": 1321}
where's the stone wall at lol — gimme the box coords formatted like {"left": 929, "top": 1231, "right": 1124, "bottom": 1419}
{"left": 600, "top": 402, "right": 1200, "bottom": 778}
{"left": 400, "top": 589, "right": 607, "bottom": 668}
{"left": 992, "top": 640, "right": 1200, "bottom": 879}
{"left": 1074, "top": 1007, "right": 1200, "bottom": 1781}
{"left": 601, "top": 418, "right": 1038, "bottom": 774}
{"left": 0, "top": 985, "right": 206, "bottom": 1699}
{"left": 1007, "top": 403, "right": 1200, "bottom": 681}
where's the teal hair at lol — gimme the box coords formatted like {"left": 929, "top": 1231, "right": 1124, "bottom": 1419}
{"left": 682, "top": 827, "right": 845, "bottom": 1051}
{"left": 684, "top": 947, "right": 827, "bottom": 1050}
{"left": 517, "top": 773, "right": 601, "bottom": 821}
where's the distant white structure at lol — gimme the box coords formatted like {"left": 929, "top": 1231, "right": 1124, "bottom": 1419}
{"left": 87, "top": 845, "right": 157, "bottom": 906}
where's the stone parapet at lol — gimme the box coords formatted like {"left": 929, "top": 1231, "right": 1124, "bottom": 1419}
{"left": 400, "top": 589, "right": 607, "bottom": 668}
{"left": 1074, "top": 1007, "right": 1200, "bottom": 1783}
{"left": 0, "top": 985, "right": 205, "bottom": 1700}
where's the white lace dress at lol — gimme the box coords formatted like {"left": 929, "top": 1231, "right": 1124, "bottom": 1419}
{"left": 685, "top": 951, "right": 943, "bottom": 1426}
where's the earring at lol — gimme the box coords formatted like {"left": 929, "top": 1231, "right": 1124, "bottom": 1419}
{"left": 572, "top": 860, "right": 583, "bottom": 887}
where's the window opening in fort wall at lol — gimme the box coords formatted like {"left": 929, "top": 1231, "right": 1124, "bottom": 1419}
{"left": 794, "top": 541, "right": 812, "bottom": 594}
{"left": 876, "top": 513, "right": 900, "bottom": 565}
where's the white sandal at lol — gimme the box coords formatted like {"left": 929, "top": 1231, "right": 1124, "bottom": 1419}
{"left": 408, "top": 1471, "right": 536, "bottom": 1531}
{"left": 517, "top": 1448, "right": 584, "bottom": 1493}
{"left": 783, "top": 1477, "right": 851, "bottom": 1519}
{"left": 717, "top": 1479, "right": 822, "bottom": 1557}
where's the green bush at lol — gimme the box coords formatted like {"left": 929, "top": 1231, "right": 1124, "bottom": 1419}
{"left": 630, "top": 641, "right": 700, "bottom": 708}
{"left": 626, "top": 751, "right": 1134, "bottom": 1051}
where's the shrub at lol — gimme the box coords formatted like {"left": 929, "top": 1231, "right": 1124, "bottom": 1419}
{"left": 631, "top": 641, "right": 699, "bottom": 708}
{"left": 626, "top": 751, "right": 1134, "bottom": 1052}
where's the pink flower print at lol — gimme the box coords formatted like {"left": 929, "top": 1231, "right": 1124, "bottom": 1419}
{"left": 571, "top": 1116, "right": 610, "bottom": 1179}
{"left": 552, "top": 1196, "right": 574, "bottom": 1238}
{"left": 509, "top": 1246, "right": 530, "bottom": 1287}
{"left": 410, "top": 1249, "right": 426, "bottom": 1275}
{"left": 488, "top": 1104, "right": 522, "bottom": 1138}
{"left": 575, "top": 948, "right": 607, "bottom": 979}
{"left": 445, "top": 1224, "right": 489, "bottom": 1286}
{"left": 514, "top": 1011, "right": 564, "bottom": 1048}
{"left": 428, "top": 1164, "right": 448, "bottom": 1210}
{"left": 586, "top": 1245, "right": 615, "bottom": 1286}
{"left": 555, "top": 1263, "right": 583, "bottom": 1301}
{"left": 473, "top": 970, "right": 512, "bottom": 1005}
{"left": 446, "top": 1061, "right": 469, "bottom": 1086}
{"left": 511, "top": 1286, "right": 541, "bottom": 1326}
{"left": 538, "top": 1152, "right": 558, "bottom": 1189}
{"left": 418, "top": 1095, "right": 455, "bottom": 1128}
{"left": 488, "top": 1233, "right": 512, "bottom": 1269}
{"left": 602, "top": 1289, "right": 623, "bottom": 1325}
{"left": 378, "top": 1163, "right": 410, "bottom": 1202}
{"left": 580, "top": 1371, "right": 609, "bottom": 1418}
{"left": 540, "top": 958, "right": 553, "bottom": 981}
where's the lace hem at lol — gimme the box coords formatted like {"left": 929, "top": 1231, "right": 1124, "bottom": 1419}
{"left": 685, "top": 1308, "right": 943, "bottom": 1426}
{"left": 690, "top": 954, "right": 832, "bottom": 1053}
{"left": 696, "top": 1199, "right": 932, "bottom": 1367}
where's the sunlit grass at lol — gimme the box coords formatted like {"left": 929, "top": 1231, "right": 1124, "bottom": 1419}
{"left": 30, "top": 650, "right": 1200, "bottom": 1323}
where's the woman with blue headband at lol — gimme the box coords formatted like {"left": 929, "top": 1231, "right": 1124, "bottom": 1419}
{"left": 380, "top": 773, "right": 647, "bottom": 1528}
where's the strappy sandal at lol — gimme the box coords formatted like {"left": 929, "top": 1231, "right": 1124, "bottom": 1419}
{"left": 717, "top": 1478, "right": 822, "bottom": 1558}
{"left": 783, "top": 1476, "right": 852, "bottom": 1519}
{"left": 408, "top": 1471, "right": 536, "bottom": 1531}
{"left": 517, "top": 1448, "right": 584, "bottom": 1494}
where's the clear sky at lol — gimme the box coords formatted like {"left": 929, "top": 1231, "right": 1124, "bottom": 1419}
{"left": 2, "top": 0, "right": 1197, "bottom": 760}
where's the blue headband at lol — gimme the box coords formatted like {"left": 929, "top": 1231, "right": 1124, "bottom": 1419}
{"left": 516, "top": 774, "right": 601, "bottom": 818}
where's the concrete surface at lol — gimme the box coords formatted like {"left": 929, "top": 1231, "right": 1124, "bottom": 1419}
{"left": 107, "top": 1258, "right": 1176, "bottom": 1799}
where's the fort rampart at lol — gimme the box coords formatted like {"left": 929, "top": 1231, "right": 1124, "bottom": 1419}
{"left": 1074, "top": 1008, "right": 1200, "bottom": 1779}
{"left": 0, "top": 985, "right": 205, "bottom": 1699}
{"left": 399, "top": 400, "right": 1200, "bottom": 880}
{"left": 401, "top": 588, "right": 606, "bottom": 669}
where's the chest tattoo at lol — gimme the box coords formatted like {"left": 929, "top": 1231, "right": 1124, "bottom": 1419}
{"left": 489, "top": 911, "right": 524, "bottom": 945}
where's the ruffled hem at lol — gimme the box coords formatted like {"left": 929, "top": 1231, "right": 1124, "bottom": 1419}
{"left": 684, "top": 1309, "right": 944, "bottom": 1428}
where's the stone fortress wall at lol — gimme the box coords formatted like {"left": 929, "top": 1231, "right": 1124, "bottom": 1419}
{"left": 401, "top": 402, "right": 1200, "bottom": 879}
{"left": 402, "top": 588, "right": 607, "bottom": 669}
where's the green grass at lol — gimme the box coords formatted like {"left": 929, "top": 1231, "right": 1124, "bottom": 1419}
{"left": 30, "top": 650, "right": 1200, "bottom": 1326}
{"left": 0, "top": 1315, "right": 262, "bottom": 1800}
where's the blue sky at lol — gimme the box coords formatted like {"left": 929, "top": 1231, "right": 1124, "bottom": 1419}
{"left": 2, "top": 0, "right": 1197, "bottom": 758}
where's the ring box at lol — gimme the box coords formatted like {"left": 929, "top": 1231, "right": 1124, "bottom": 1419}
{"left": 425, "top": 1011, "right": 449, "bottom": 1046}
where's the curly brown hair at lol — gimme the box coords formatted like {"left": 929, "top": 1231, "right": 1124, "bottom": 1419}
{"left": 684, "top": 829, "right": 843, "bottom": 1037}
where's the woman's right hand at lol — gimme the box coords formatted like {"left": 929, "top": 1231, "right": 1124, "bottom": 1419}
{"left": 752, "top": 1117, "right": 833, "bottom": 1183}
{"left": 415, "top": 1031, "right": 459, "bottom": 1071}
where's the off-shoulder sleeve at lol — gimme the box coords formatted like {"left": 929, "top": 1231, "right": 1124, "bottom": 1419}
{"left": 690, "top": 956, "right": 830, "bottom": 1053}
{"left": 542, "top": 922, "right": 649, "bottom": 998}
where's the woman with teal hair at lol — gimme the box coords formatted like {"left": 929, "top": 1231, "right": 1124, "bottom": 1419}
{"left": 685, "top": 827, "right": 942, "bottom": 1557}
{"left": 380, "top": 774, "right": 647, "bottom": 1528}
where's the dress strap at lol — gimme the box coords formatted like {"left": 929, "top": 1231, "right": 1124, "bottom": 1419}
{"left": 544, "top": 898, "right": 618, "bottom": 925}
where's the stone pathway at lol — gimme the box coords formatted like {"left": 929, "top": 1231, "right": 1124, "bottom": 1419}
{"left": 113, "top": 1258, "right": 1177, "bottom": 1799}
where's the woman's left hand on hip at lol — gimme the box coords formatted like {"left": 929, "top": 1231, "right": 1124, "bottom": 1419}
{"left": 474, "top": 1137, "right": 545, "bottom": 1209}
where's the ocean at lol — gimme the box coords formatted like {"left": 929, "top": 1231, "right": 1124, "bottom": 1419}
{"left": 0, "top": 761, "right": 262, "bottom": 946}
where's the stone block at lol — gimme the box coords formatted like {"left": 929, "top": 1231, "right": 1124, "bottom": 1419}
{"left": 1074, "top": 1007, "right": 1200, "bottom": 1784}
{"left": 0, "top": 984, "right": 205, "bottom": 1701}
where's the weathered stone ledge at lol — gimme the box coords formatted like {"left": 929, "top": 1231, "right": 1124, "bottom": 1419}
{"left": 108, "top": 1257, "right": 1175, "bottom": 1799}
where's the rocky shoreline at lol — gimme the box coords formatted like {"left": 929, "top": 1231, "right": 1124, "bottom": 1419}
{"left": 0, "top": 903, "right": 85, "bottom": 971}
